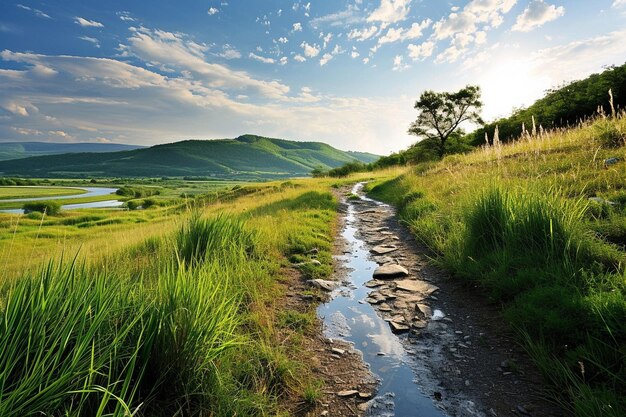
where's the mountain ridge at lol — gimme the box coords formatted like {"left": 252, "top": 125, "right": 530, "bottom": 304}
{"left": 0, "top": 134, "right": 379, "bottom": 179}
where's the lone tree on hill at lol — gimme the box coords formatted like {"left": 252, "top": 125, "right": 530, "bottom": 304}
{"left": 408, "top": 85, "right": 484, "bottom": 157}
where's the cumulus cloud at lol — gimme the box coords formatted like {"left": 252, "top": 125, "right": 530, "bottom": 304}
{"left": 347, "top": 26, "right": 379, "bottom": 41}
{"left": 512, "top": 1, "right": 565, "bottom": 32}
{"left": 300, "top": 41, "right": 320, "bottom": 57}
{"left": 0, "top": 49, "right": 413, "bottom": 153}
{"left": 367, "top": 0, "right": 412, "bottom": 23}
{"left": 319, "top": 53, "right": 333, "bottom": 66}
{"left": 75, "top": 17, "right": 104, "bottom": 28}
{"left": 407, "top": 40, "right": 435, "bottom": 60}
{"left": 378, "top": 19, "right": 431, "bottom": 45}
{"left": 207, "top": 7, "right": 219, "bottom": 15}
{"left": 294, "top": 54, "right": 306, "bottom": 62}
{"left": 119, "top": 27, "right": 290, "bottom": 98}
{"left": 392, "top": 55, "right": 409, "bottom": 71}
{"left": 249, "top": 52, "right": 275, "bottom": 64}
{"left": 613, "top": 0, "right": 626, "bottom": 7}
{"left": 79, "top": 36, "right": 101, "bottom": 48}
{"left": 292, "top": 22, "right": 303, "bottom": 32}
{"left": 117, "top": 11, "right": 136, "bottom": 22}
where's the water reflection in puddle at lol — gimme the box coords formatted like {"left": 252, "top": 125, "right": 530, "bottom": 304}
{"left": 318, "top": 183, "right": 448, "bottom": 417}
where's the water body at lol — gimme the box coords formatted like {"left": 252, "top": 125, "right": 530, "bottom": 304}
{"left": 0, "top": 187, "right": 122, "bottom": 214}
{"left": 318, "top": 183, "right": 448, "bottom": 417}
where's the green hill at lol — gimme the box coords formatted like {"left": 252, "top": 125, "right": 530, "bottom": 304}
{"left": 0, "top": 141, "right": 144, "bottom": 161}
{"left": 0, "top": 135, "right": 379, "bottom": 179}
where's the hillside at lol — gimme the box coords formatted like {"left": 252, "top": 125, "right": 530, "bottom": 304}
{"left": 0, "top": 141, "right": 144, "bottom": 161}
{"left": 0, "top": 135, "right": 379, "bottom": 179}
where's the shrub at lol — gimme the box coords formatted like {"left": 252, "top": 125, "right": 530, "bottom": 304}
{"left": 22, "top": 201, "right": 61, "bottom": 215}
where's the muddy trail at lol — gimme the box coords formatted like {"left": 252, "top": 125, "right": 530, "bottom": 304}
{"left": 309, "top": 183, "right": 564, "bottom": 417}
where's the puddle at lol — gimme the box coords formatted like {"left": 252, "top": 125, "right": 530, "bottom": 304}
{"left": 318, "top": 183, "right": 449, "bottom": 417}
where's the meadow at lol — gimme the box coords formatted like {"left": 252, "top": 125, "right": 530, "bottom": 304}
{"left": 366, "top": 115, "right": 626, "bottom": 416}
{"left": 0, "top": 173, "right": 391, "bottom": 416}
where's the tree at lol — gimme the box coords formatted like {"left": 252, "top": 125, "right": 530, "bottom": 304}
{"left": 408, "top": 85, "right": 483, "bottom": 157}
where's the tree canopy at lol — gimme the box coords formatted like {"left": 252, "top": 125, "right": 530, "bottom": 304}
{"left": 408, "top": 85, "right": 483, "bottom": 157}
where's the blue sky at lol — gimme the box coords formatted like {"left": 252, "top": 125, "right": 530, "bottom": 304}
{"left": 1, "top": 0, "right": 625, "bottom": 154}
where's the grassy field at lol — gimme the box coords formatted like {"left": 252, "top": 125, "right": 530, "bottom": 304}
{"left": 366, "top": 115, "right": 626, "bottom": 416}
{"left": 0, "top": 186, "right": 86, "bottom": 200}
{"left": 0, "top": 173, "right": 393, "bottom": 416}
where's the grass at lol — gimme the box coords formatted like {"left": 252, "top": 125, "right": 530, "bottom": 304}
{"left": 0, "top": 186, "right": 86, "bottom": 199}
{"left": 366, "top": 115, "right": 626, "bottom": 416}
{"left": 0, "top": 175, "right": 347, "bottom": 415}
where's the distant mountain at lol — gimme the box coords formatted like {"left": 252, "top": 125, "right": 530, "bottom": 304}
{"left": 0, "top": 142, "right": 145, "bottom": 161}
{"left": 0, "top": 135, "right": 380, "bottom": 179}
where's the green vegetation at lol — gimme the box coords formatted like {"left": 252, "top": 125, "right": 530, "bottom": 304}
{"left": 0, "top": 176, "right": 345, "bottom": 415}
{"left": 22, "top": 201, "right": 61, "bottom": 215}
{"left": 408, "top": 85, "right": 483, "bottom": 157}
{"left": 0, "top": 186, "right": 85, "bottom": 199}
{"left": 469, "top": 63, "right": 626, "bottom": 146}
{"left": 367, "top": 115, "right": 626, "bottom": 416}
{"left": 0, "top": 135, "right": 378, "bottom": 179}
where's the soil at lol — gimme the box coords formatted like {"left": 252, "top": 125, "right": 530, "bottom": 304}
{"left": 283, "top": 185, "right": 565, "bottom": 417}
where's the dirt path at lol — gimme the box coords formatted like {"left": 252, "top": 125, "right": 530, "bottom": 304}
{"left": 286, "top": 184, "right": 565, "bottom": 416}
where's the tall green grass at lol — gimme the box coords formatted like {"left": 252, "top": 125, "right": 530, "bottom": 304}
{"left": 0, "top": 215, "right": 253, "bottom": 416}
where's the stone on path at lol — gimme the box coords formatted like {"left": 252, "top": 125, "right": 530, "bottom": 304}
{"left": 373, "top": 264, "right": 408, "bottom": 278}
{"left": 370, "top": 245, "right": 398, "bottom": 255}
{"left": 307, "top": 279, "right": 339, "bottom": 291}
{"left": 389, "top": 321, "right": 410, "bottom": 333}
{"left": 395, "top": 279, "right": 438, "bottom": 295}
{"left": 337, "top": 390, "right": 359, "bottom": 398}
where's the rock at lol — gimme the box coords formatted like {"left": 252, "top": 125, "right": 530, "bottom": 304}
{"left": 310, "top": 259, "right": 322, "bottom": 266}
{"left": 434, "top": 391, "right": 442, "bottom": 401}
{"left": 389, "top": 320, "right": 410, "bottom": 333}
{"left": 378, "top": 303, "right": 393, "bottom": 312}
{"left": 307, "top": 248, "right": 320, "bottom": 254}
{"left": 331, "top": 347, "right": 345, "bottom": 355}
{"left": 373, "top": 264, "right": 408, "bottom": 278}
{"left": 415, "top": 303, "right": 432, "bottom": 318}
{"left": 395, "top": 279, "right": 438, "bottom": 294}
{"left": 516, "top": 405, "right": 530, "bottom": 415}
{"left": 307, "top": 279, "right": 339, "bottom": 291}
{"left": 370, "top": 245, "right": 398, "bottom": 255}
{"left": 358, "top": 392, "right": 373, "bottom": 399}
{"left": 320, "top": 411, "right": 329, "bottom": 416}
{"left": 365, "top": 280, "right": 385, "bottom": 288}
{"left": 337, "top": 390, "right": 359, "bottom": 398}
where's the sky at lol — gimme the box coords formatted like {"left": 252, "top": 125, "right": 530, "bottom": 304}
{"left": 1, "top": 0, "right": 625, "bottom": 155}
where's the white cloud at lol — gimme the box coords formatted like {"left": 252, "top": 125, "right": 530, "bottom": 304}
{"left": 117, "top": 11, "right": 136, "bottom": 22}
{"left": 613, "top": 0, "right": 626, "bottom": 7}
{"left": 310, "top": 5, "right": 363, "bottom": 27}
{"left": 249, "top": 52, "right": 275, "bottom": 64}
{"left": 219, "top": 45, "right": 241, "bottom": 59}
{"left": 512, "top": 1, "right": 565, "bottom": 32}
{"left": 367, "top": 0, "right": 412, "bottom": 23}
{"left": 208, "top": 7, "right": 219, "bottom": 15}
{"left": 119, "top": 27, "right": 290, "bottom": 98}
{"left": 79, "top": 36, "right": 101, "bottom": 48}
{"left": 351, "top": 50, "right": 360, "bottom": 58}
{"left": 16, "top": 4, "right": 51, "bottom": 19}
{"left": 279, "top": 56, "right": 288, "bottom": 65}
{"left": 407, "top": 40, "right": 435, "bottom": 60}
{"left": 320, "top": 53, "right": 333, "bottom": 66}
{"left": 378, "top": 19, "right": 431, "bottom": 45}
{"left": 294, "top": 54, "right": 306, "bottom": 62}
{"left": 292, "top": 22, "right": 303, "bottom": 32}
{"left": 3, "top": 102, "right": 31, "bottom": 116}
{"left": 277, "top": 37, "right": 289, "bottom": 43}
{"left": 300, "top": 41, "right": 320, "bottom": 57}
{"left": 347, "top": 26, "right": 379, "bottom": 41}
{"left": 75, "top": 17, "right": 104, "bottom": 28}
{"left": 392, "top": 55, "right": 409, "bottom": 71}
{"left": 0, "top": 49, "right": 414, "bottom": 153}
{"left": 12, "top": 127, "right": 43, "bottom": 135}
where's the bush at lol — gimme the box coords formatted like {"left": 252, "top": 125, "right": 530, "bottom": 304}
{"left": 22, "top": 201, "right": 61, "bottom": 215}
